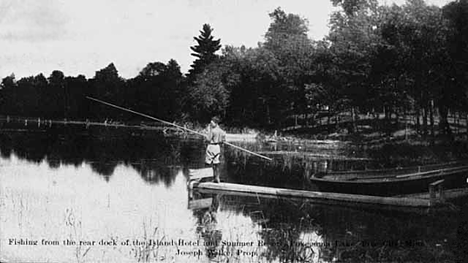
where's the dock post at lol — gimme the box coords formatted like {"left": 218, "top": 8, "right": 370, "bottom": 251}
{"left": 429, "top": 185, "right": 435, "bottom": 205}
{"left": 429, "top": 179, "right": 445, "bottom": 206}
{"left": 438, "top": 184, "right": 445, "bottom": 202}
{"left": 188, "top": 168, "right": 214, "bottom": 190}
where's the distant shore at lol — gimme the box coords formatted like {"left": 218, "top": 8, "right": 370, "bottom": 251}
{"left": 1, "top": 115, "right": 467, "bottom": 143}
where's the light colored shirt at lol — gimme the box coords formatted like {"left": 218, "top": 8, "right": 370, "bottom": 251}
{"left": 207, "top": 125, "right": 226, "bottom": 144}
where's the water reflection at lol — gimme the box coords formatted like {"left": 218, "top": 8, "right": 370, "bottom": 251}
{"left": 0, "top": 127, "right": 204, "bottom": 185}
{"left": 192, "top": 193, "right": 223, "bottom": 259}
{"left": 194, "top": 193, "right": 463, "bottom": 263}
{"left": 456, "top": 203, "right": 468, "bottom": 261}
{"left": 0, "top": 127, "right": 467, "bottom": 262}
{"left": 0, "top": 127, "right": 362, "bottom": 191}
{"left": 0, "top": 156, "right": 198, "bottom": 262}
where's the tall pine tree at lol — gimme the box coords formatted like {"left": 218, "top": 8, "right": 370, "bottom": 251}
{"left": 187, "top": 24, "right": 221, "bottom": 82}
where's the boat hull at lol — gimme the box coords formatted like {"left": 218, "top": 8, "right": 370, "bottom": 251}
{"left": 309, "top": 168, "right": 468, "bottom": 196}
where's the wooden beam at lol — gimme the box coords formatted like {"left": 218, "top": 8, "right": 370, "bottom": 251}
{"left": 430, "top": 179, "right": 445, "bottom": 186}
{"left": 188, "top": 198, "right": 213, "bottom": 210}
{"left": 189, "top": 168, "right": 213, "bottom": 180}
{"left": 195, "top": 182, "right": 436, "bottom": 208}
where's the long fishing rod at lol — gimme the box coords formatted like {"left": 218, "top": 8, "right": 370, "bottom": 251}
{"left": 86, "top": 96, "right": 273, "bottom": 161}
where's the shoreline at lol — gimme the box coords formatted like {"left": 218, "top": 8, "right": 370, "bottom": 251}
{"left": 1, "top": 115, "right": 467, "bottom": 147}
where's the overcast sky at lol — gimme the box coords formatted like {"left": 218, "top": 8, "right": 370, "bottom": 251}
{"left": 0, "top": 0, "right": 452, "bottom": 79}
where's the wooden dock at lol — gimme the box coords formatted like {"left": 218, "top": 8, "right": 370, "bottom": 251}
{"left": 193, "top": 181, "right": 468, "bottom": 212}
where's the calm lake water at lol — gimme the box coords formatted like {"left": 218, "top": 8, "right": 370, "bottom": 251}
{"left": 0, "top": 126, "right": 467, "bottom": 262}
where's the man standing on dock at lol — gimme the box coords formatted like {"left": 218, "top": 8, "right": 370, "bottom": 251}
{"left": 205, "top": 117, "right": 226, "bottom": 183}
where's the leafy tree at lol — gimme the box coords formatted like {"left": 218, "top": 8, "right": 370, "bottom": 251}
{"left": 264, "top": 7, "right": 316, "bottom": 126}
{"left": 46, "top": 70, "right": 67, "bottom": 118}
{"left": 0, "top": 74, "right": 17, "bottom": 115}
{"left": 165, "top": 59, "right": 184, "bottom": 80}
{"left": 32, "top": 74, "right": 49, "bottom": 117}
{"left": 219, "top": 45, "right": 286, "bottom": 127}
{"left": 126, "top": 59, "right": 186, "bottom": 122}
{"left": 443, "top": 0, "right": 468, "bottom": 135}
{"left": 327, "top": 0, "right": 380, "bottom": 132}
{"left": 139, "top": 62, "right": 167, "bottom": 78}
{"left": 331, "top": 0, "right": 377, "bottom": 16}
{"left": 370, "top": 4, "right": 415, "bottom": 132}
{"left": 380, "top": 1, "right": 452, "bottom": 136}
{"left": 187, "top": 24, "right": 221, "bottom": 82}
{"left": 186, "top": 63, "right": 229, "bottom": 123}
{"left": 264, "top": 7, "right": 309, "bottom": 51}
{"left": 443, "top": 0, "right": 468, "bottom": 77}
{"left": 132, "top": 61, "right": 168, "bottom": 117}
{"left": 163, "top": 59, "right": 186, "bottom": 119}
{"left": 90, "top": 63, "right": 125, "bottom": 120}
{"left": 65, "top": 75, "right": 89, "bottom": 119}
{"left": 304, "top": 41, "right": 339, "bottom": 129}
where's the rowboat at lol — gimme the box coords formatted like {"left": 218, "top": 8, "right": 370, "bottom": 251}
{"left": 322, "top": 161, "right": 468, "bottom": 177}
{"left": 309, "top": 163, "right": 468, "bottom": 196}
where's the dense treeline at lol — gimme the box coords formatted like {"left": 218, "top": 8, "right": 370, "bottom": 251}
{"left": 1, "top": 0, "right": 467, "bottom": 136}
{"left": 0, "top": 60, "right": 185, "bottom": 123}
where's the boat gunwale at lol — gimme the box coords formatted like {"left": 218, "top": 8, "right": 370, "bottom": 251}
{"left": 310, "top": 165, "right": 468, "bottom": 184}
{"left": 324, "top": 160, "right": 468, "bottom": 176}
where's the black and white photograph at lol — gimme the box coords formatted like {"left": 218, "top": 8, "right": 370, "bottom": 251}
{"left": 1, "top": 0, "right": 468, "bottom": 262}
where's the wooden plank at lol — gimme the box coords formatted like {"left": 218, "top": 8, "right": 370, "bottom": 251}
{"left": 188, "top": 198, "right": 213, "bottom": 210}
{"left": 430, "top": 179, "right": 445, "bottom": 186}
{"left": 195, "top": 182, "right": 435, "bottom": 208}
{"left": 189, "top": 168, "right": 213, "bottom": 180}
{"left": 194, "top": 189, "right": 432, "bottom": 214}
{"left": 402, "top": 188, "right": 468, "bottom": 200}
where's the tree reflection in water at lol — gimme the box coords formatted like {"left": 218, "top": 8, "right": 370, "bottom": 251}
{"left": 0, "top": 126, "right": 203, "bottom": 186}
{"left": 189, "top": 192, "right": 465, "bottom": 263}
{"left": 192, "top": 193, "right": 223, "bottom": 260}
{"left": 455, "top": 203, "right": 468, "bottom": 262}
